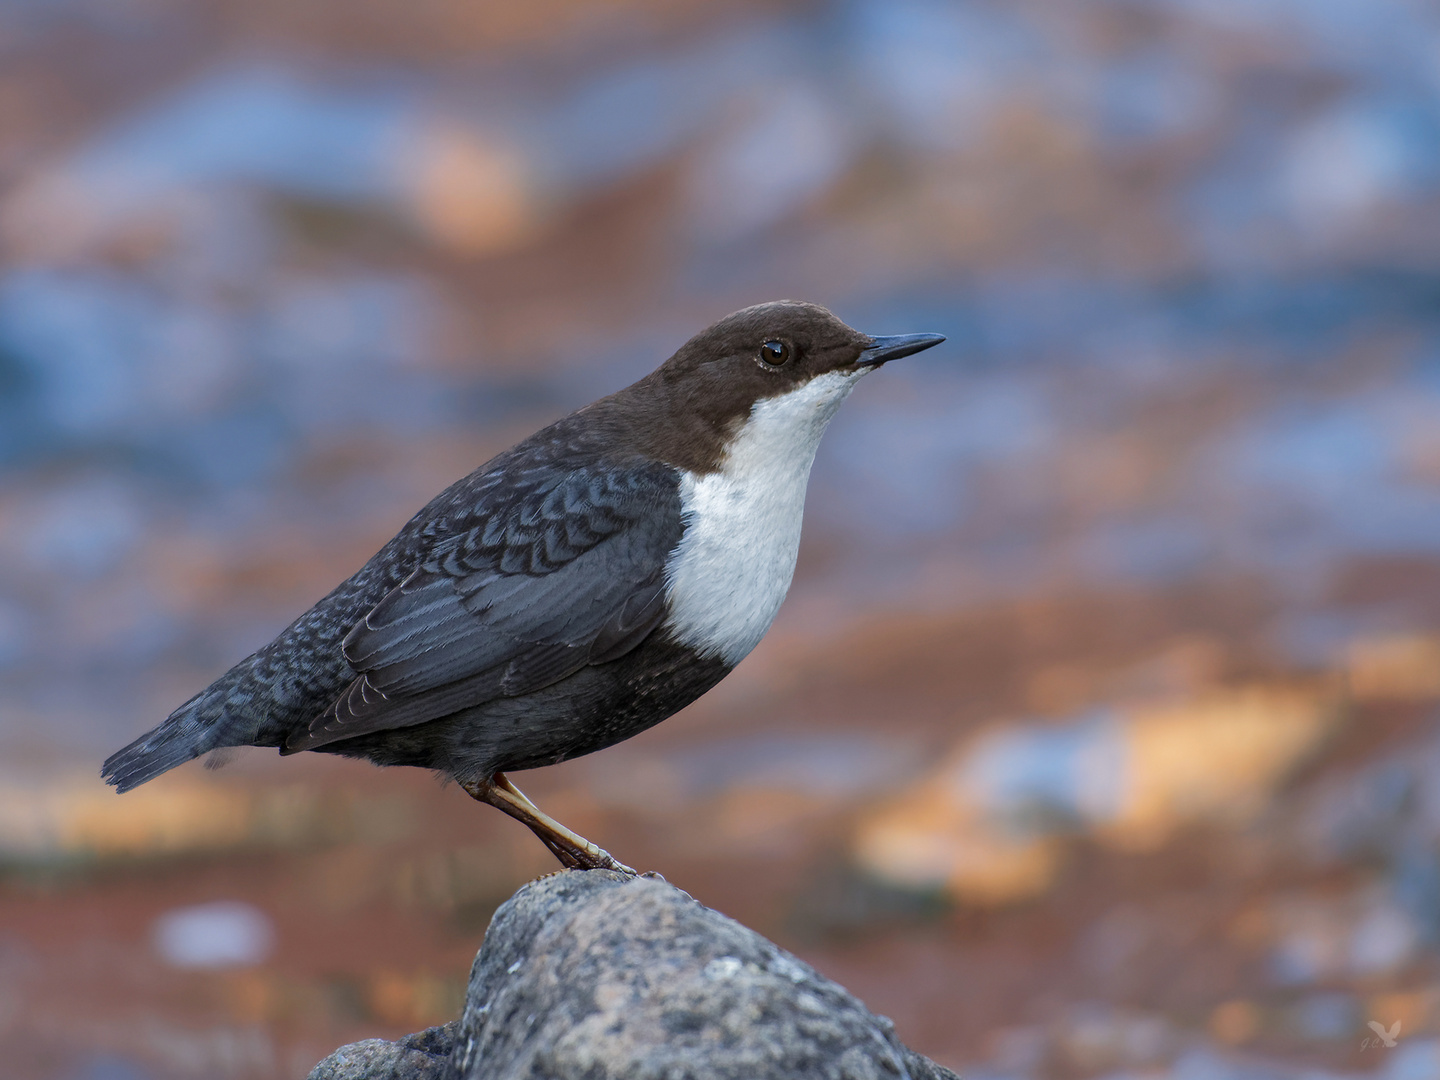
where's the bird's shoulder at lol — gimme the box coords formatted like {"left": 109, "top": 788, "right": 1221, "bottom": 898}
{"left": 398, "top": 420, "right": 684, "bottom": 579}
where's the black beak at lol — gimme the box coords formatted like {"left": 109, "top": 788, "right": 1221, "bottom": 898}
{"left": 857, "top": 332, "right": 946, "bottom": 367}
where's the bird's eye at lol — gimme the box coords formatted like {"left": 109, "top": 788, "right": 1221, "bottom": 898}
{"left": 759, "top": 341, "right": 790, "bottom": 367}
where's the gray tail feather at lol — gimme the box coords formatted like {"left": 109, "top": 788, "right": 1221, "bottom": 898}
{"left": 101, "top": 693, "right": 224, "bottom": 793}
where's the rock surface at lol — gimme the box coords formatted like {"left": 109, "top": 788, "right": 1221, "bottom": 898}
{"left": 309, "top": 1024, "right": 455, "bottom": 1080}
{"left": 309, "top": 869, "right": 958, "bottom": 1080}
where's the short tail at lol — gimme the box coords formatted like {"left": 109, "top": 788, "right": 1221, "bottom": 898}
{"left": 101, "top": 690, "right": 226, "bottom": 793}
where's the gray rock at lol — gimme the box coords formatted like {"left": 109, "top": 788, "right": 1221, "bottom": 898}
{"left": 310, "top": 869, "right": 958, "bottom": 1080}
{"left": 309, "top": 1023, "right": 456, "bottom": 1080}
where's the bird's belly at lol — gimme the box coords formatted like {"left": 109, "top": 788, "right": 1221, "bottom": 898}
{"left": 482, "top": 636, "right": 732, "bottom": 772}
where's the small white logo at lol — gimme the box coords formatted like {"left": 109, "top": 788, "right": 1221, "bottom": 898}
{"left": 1366, "top": 1019, "right": 1400, "bottom": 1049}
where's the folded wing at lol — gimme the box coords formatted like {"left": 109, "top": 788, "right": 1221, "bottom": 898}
{"left": 285, "top": 463, "right": 682, "bottom": 752}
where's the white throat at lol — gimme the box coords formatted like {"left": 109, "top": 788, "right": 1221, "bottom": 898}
{"left": 664, "top": 368, "right": 865, "bottom": 664}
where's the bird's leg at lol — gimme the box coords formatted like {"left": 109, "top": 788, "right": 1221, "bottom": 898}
{"left": 462, "top": 772, "right": 635, "bottom": 875}
{"left": 537, "top": 834, "right": 585, "bottom": 870}
{"left": 490, "top": 778, "right": 589, "bottom": 870}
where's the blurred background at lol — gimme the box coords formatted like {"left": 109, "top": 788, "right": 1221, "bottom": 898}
{"left": 3, "top": 0, "right": 1440, "bottom": 1077}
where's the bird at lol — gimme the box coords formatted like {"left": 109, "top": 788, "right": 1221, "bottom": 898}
{"left": 102, "top": 300, "right": 944, "bottom": 873}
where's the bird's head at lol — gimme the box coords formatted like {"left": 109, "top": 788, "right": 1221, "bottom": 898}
{"left": 636, "top": 300, "right": 944, "bottom": 472}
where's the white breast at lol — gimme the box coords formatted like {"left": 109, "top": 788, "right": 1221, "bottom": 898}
{"left": 664, "top": 369, "right": 865, "bottom": 665}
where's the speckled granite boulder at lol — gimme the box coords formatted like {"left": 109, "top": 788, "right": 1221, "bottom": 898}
{"left": 308, "top": 869, "right": 957, "bottom": 1080}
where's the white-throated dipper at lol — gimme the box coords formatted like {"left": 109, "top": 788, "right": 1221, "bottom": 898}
{"left": 102, "top": 301, "right": 944, "bottom": 872}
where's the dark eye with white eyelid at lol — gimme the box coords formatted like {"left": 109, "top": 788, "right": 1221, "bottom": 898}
{"left": 758, "top": 341, "right": 790, "bottom": 367}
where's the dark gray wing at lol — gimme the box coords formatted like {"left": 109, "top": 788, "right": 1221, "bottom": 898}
{"left": 285, "top": 463, "right": 682, "bottom": 752}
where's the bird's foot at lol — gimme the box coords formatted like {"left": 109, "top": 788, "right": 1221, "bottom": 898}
{"left": 537, "top": 830, "right": 635, "bottom": 874}
{"left": 556, "top": 840, "right": 636, "bottom": 875}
